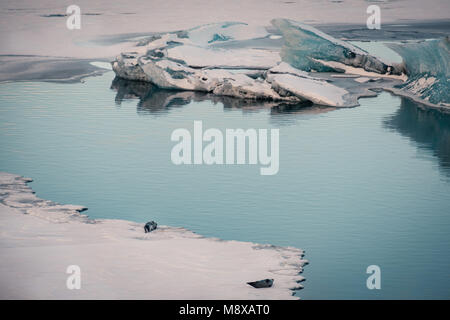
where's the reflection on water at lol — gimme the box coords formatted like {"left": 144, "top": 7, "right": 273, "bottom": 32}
{"left": 110, "top": 76, "right": 332, "bottom": 121}
{"left": 111, "top": 77, "right": 450, "bottom": 157}
{"left": 383, "top": 98, "right": 450, "bottom": 175}
{"left": 111, "top": 77, "right": 189, "bottom": 114}
{"left": 111, "top": 76, "right": 450, "bottom": 174}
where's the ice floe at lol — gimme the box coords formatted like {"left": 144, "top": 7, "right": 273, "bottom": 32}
{"left": 0, "top": 172, "right": 307, "bottom": 299}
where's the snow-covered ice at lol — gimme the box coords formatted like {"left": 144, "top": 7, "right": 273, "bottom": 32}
{"left": 185, "top": 22, "right": 270, "bottom": 47}
{"left": 266, "top": 73, "right": 349, "bottom": 107}
{"left": 166, "top": 46, "right": 280, "bottom": 69}
{"left": 0, "top": 172, "right": 307, "bottom": 299}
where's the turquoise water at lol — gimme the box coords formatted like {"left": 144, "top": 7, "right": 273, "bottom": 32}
{"left": 1, "top": 72, "right": 450, "bottom": 299}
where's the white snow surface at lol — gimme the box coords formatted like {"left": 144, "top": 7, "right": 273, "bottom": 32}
{"left": 0, "top": 172, "right": 307, "bottom": 299}
{"left": 166, "top": 46, "right": 280, "bottom": 69}
{"left": 186, "top": 22, "right": 270, "bottom": 46}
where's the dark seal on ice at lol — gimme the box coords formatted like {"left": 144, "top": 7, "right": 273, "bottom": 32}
{"left": 144, "top": 221, "right": 157, "bottom": 233}
{"left": 247, "top": 279, "right": 274, "bottom": 288}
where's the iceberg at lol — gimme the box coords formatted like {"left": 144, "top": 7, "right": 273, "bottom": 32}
{"left": 113, "top": 20, "right": 450, "bottom": 109}
{"left": 111, "top": 27, "right": 387, "bottom": 107}
{"left": 388, "top": 37, "right": 449, "bottom": 106}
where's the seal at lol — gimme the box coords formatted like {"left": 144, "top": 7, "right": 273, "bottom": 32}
{"left": 247, "top": 279, "right": 274, "bottom": 288}
{"left": 144, "top": 221, "right": 157, "bottom": 233}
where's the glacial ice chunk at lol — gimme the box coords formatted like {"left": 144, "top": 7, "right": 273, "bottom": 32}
{"left": 137, "top": 56, "right": 288, "bottom": 100}
{"left": 112, "top": 52, "right": 150, "bottom": 82}
{"left": 138, "top": 57, "right": 208, "bottom": 91}
{"left": 267, "top": 73, "right": 350, "bottom": 107}
{"left": 208, "top": 71, "right": 284, "bottom": 100}
{"left": 388, "top": 37, "right": 449, "bottom": 105}
{"left": 266, "top": 62, "right": 353, "bottom": 107}
{"left": 271, "top": 18, "right": 403, "bottom": 75}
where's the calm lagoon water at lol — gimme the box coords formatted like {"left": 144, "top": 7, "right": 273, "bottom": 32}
{"left": 1, "top": 72, "right": 450, "bottom": 299}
